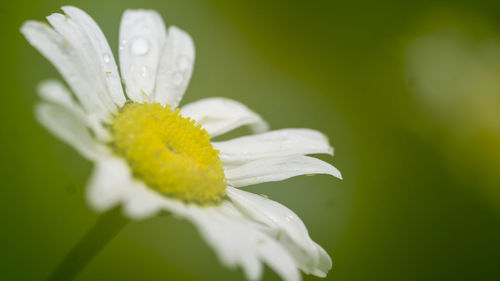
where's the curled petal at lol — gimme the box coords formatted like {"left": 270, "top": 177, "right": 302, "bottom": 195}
{"left": 227, "top": 187, "right": 332, "bottom": 276}
{"left": 311, "top": 242, "right": 333, "bottom": 278}
{"left": 183, "top": 203, "right": 301, "bottom": 281}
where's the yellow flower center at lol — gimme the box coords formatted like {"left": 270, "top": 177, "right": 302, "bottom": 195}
{"left": 110, "top": 102, "right": 226, "bottom": 204}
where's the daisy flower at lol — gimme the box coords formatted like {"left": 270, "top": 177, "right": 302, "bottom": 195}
{"left": 21, "top": 6, "right": 341, "bottom": 281}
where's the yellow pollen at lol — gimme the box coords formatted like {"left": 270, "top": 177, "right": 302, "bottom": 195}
{"left": 110, "top": 102, "right": 226, "bottom": 204}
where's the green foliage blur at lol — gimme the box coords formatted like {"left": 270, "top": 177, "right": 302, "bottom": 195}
{"left": 1, "top": 0, "right": 500, "bottom": 280}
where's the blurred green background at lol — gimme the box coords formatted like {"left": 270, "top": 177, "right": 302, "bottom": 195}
{"left": 1, "top": 0, "right": 500, "bottom": 280}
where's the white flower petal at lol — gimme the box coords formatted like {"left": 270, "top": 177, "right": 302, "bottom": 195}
{"left": 37, "top": 80, "right": 111, "bottom": 142}
{"left": 35, "top": 103, "right": 106, "bottom": 161}
{"left": 119, "top": 9, "right": 167, "bottom": 102}
{"left": 21, "top": 21, "right": 112, "bottom": 120}
{"left": 86, "top": 157, "right": 130, "bottom": 212}
{"left": 213, "top": 129, "right": 334, "bottom": 165}
{"left": 24, "top": 8, "right": 339, "bottom": 281}
{"left": 184, "top": 203, "right": 301, "bottom": 281}
{"left": 88, "top": 156, "right": 191, "bottom": 220}
{"left": 180, "top": 98, "right": 268, "bottom": 137}
{"left": 95, "top": 180, "right": 302, "bottom": 280}
{"left": 311, "top": 242, "right": 332, "bottom": 278}
{"left": 37, "top": 79, "right": 86, "bottom": 119}
{"left": 227, "top": 187, "right": 331, "bottom": 276}
{"left": 61, "top": 6, "right": 126, "bottom": 107}
{"left": 153, "top": 26, "right": 195, "bottom": 108}
{"left": 224, "top": 155, "right": 342, "bottom": 187}
{"left": 121, "top": 180, "right": 172, "bottom": 220}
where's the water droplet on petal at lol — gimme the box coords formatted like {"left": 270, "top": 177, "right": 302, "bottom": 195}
{"left": 119, "top": 39, "right": 127, "bottom": 52}
{"left": 131, "top": 37, "right": 150, "bottom": 56}
{"left": 103, "top": 53, "right": 111, "bottom": 63}
{"left": 141, "top": 66, "right": 149, "bottom": 78}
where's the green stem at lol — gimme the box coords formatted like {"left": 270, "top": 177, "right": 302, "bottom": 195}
{"left": 45, "top": 207, "right": 130, "bottom": 281}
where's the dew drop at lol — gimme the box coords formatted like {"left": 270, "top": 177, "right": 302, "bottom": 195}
{"left": 119, "top": 39, "right": 127, "bottom": 52}
{"left": 141, "top": 66, "right": 149, "bottom": 78}
{"left": 131, "top": 37, "right": 150, "bottom": 56}
{"left": 103, "top": 53, "right": 111, "bottom": 63}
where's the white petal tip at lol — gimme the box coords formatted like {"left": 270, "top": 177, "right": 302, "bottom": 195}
{"left": 61, "top": 5, "right": 76, "bottom": 9}
{"left": 311, "top": 270, "right": 327, "bottom": 278}
{"left": 20, "top": 20, "right": 41, "bottom": 34}
{"left": 326, "top": 165, "right": 342, "bottom": 180}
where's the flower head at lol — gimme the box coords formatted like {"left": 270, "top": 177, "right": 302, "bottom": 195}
{"left": 21, "top": 6, "right": 341, "bottom": 281}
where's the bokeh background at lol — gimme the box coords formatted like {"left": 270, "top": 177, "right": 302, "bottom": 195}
{"left": 1, "top": 0, "right": 500, "bottom": 280}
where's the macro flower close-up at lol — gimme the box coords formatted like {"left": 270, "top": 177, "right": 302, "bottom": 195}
{"left": 5, "top": 1, "right": 500, "bottom": 281}
{"left": 20, "top": 6, "right": 341, "bottom": 281}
